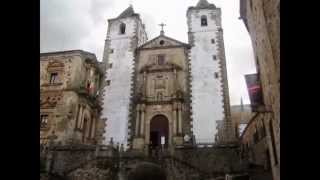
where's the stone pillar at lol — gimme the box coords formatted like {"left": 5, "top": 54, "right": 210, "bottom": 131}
{"left": 135, "top": 105, "right": 140, "bottom": 136}
{"left": 172, "top": 103, "right": 177, "bottom": 136}
{"left": 173, "top": 68, "right": 177, "bottom": 94}
{"left": 140, "top": 104, "right": 145, "bottom": 136}
{"left": 178, "top": 103, "right": 182, "bottom": 134}
{"left": 91, "top": 117, "right": 96, "bottom": 139}
{"left": 79, "top": 105, "right": 85, "bottom": 129}
{"left": 77, "top": 105, "right": 83, "bottom": 129}
{"left": 143, "top": 71, "right": 147, "bottom": 96}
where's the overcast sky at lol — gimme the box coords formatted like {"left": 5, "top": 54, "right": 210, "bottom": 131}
{"left": 40, "top": 0, "right": 256, "bottom": 105}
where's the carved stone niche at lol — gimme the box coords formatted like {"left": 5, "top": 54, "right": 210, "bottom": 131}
{"left": 155, "top": 76, "right": 165, "bottom": 89}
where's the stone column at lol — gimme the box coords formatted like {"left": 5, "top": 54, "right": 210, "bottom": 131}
{"left": 173, "top": 68, "right": 177, "bottom": 94}
{"left": 140, "top": 104, "right": 145, "bottom": 136}
{"left": 77, "top": 105, "right": 83, "bottom": 129}
{"left": 135, "top": 105, "right": 140, "bottom": 136}
{"left": 91, "top": 117, "right": 96, "bottom": 139}
{"left": 143, "top": 71, "right": 147, "bottom": 96}
{"left": 172, "top": 103, "right": 177, "bottom": 136}
{"left": 80, "top": 105, "right": 86, "bottom": 129}
{"left": 178, "top": 103, "right": 182, "bottom": 134}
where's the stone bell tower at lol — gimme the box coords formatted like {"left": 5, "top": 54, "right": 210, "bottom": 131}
{"left": 101, "top": 5, "right": 148, "bottom": 146}
{"left": 187, "top": 0, "right": 235, "bottom": 143}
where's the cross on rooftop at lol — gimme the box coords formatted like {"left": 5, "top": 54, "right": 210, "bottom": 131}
{"left": 159, "top": 23, "right": 166, "bottom": 35}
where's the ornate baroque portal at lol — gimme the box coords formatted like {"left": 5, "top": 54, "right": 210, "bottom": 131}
{"left": 131, "top": 35, "right": 192, "bottom": 151}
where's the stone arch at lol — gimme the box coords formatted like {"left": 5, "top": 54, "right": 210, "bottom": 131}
{"left": 149, "top": 114, "right": 169, "bottom": 148}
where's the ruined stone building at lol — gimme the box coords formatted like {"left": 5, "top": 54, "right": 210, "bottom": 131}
{"left": 101, "top": 0, "right": 235, "bottom": 151}
{"left": 240, "top": 0, "right": 280, "bottom": 180}
{"left": 40, "top": 50, "right": 106, "bottom": 145}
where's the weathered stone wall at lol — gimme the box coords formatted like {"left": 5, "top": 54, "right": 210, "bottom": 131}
{"left": 40, "top": 50, "right": 105, "bottom": 145}
{"left": 240, "top": 0, "right": 280, "bottom": 179}
{"left": 240, "top": 113, "right": 271, "bottom": 168}
{"left": 42, "top": 144, "right": 118, "bottom": 179}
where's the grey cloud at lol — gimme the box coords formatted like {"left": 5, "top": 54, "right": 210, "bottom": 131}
{"left": 89, "top": 0, "right": 114, "bottom": 24}
{"left": 40, "top": 0, "right": 256, "bottom": 106}
{"left": 139, "top": 12, "right": 157, "bottom": 40}
{"left": 40, "top": 0, "right": 110, "bottom": 53}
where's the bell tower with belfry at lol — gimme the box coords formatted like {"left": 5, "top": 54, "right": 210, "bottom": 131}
{"left": 187, "top": 0, "right": 235, "bottom": 144}
{"left": 100, "top": 5, "right": 148, "bottom": 148}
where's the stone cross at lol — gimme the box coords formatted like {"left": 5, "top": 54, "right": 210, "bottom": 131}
{"left": 159, "top": 23, "right": 166, "bottom": 35}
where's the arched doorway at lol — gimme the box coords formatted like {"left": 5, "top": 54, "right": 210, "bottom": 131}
{"left": 149, "top": 115, "right": 169, "bottom": 149}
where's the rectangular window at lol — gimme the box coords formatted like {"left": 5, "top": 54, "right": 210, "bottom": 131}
{"left": 106, "top": 80, "right": 111, "bottom": 86}
{"left": 40, "top": 114, "right": 48, "bottom": 128}
{"left": 109, "top": 63, "right": 113, "bottom": 68}
{"left": 49, "top": 73, "right": 58, "bottom": 84}
{"left": 214, "top": 72, "right": 219, "bottom": 79}
{"left": 109, "top": 49, "right": 114, "bottom": 53}
{"left": 211, "top": 39, "right": 215, "bottom": 44}
{"left": 157, "top": 54, "right": 165, "bottom": 65}
{"left": 213, "top": 55, "right": 217, "bottom": 60}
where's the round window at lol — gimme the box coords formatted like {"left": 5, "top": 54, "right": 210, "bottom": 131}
{"left": 159, "top": 40, "right": 164, "bottom": 45}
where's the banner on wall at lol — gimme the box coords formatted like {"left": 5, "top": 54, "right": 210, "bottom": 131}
{"left": 245, "top": 74, "right": 264, "bottom": 112}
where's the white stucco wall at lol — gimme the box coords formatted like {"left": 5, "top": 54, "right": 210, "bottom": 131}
{"left": 188, "top": 9, "right": 225, "bottom": 143}
{"left": 101, "top": 16, "right": 147, "bottom": 146}
{"left": 101, "top": 18, "right": 136, "bottom": 146}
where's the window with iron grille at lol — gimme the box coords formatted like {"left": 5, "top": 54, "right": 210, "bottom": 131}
{"left": 40, "top": 114, "right": 48, "bottom": 128}
{"left": 49, "top": 73, "right": 58, "bottom": 84}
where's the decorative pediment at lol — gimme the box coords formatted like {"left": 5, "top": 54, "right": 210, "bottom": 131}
{"left": 139, "top": 35, "right": 189, "bottom": 49}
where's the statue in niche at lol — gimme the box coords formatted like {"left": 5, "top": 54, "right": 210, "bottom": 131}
{"left": 157, "top": 92, "right": 164, "bottom": 101}
{"left": 155, "top": 76, "right": 165, "bottom": 89}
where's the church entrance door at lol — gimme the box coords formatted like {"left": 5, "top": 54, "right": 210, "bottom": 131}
{"left": 150, "top": 115, "right": 169, "bottom": 149}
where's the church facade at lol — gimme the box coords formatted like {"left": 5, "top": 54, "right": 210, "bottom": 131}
{"left": 101, "top": 0, "right": 235, "bottom": 150}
